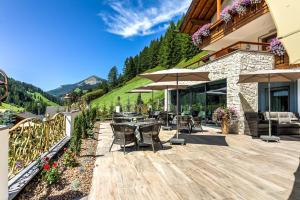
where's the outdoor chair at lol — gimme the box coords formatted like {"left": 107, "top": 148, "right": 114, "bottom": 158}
{"left": 139, "top": 123, "right": 163, "bottom": 152}
{"left": 158, "top": 112, "right": 172, "bottom": 126}
{"left": 178, "top": 116, "right": 192, "bottom": 134}
{"left": 143, "top": 118, "right": 157, "bottom": 123}
{"left": 192, "top": 116, "right": 203, "bottom": 132}
{"left": 110, "top": 123, "right": 137, "bottom": 154}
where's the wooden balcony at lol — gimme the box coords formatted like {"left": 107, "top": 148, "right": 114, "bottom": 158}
{"left": 199, "top": 1, "right": 269, "bottom": 49}
{"left": 187, "top": 41, "right": 296, "bottom": 69}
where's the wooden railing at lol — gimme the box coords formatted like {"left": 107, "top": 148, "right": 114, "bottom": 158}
{"left": 199, "top": 1, "right": 269, "bottom": 49}
{"left": 186, "top": 41, "right": 293, "bottom": 69}
{"left": 9, "top": 113, "right": 66, "bottom": 179}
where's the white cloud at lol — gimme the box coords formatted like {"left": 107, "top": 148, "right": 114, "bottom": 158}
{"left": 99, "top": 0, "right": 192, "bottom": 38}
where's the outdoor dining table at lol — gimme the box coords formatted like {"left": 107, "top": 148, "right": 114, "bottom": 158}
{"left": 113, "top": 115, "right": 145, "bottom": 122}
{"left": 118, "top": 121, "right": 157, "bottom": 145}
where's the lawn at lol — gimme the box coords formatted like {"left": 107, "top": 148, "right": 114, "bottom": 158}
{"left": 29, "top": 92, "right": 59, "bottom": 106}
{"left": 0, "top": 103, "right": 24, "bottom": 112}
{"left": 175, "top": 51, "right": 208, "bottom": 69}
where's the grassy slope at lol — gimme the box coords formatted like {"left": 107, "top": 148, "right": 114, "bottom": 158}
{"left": 29, "top": 92, "right": 59, "bottom": 106}
{"left": 92, "top": 51, "right": 208, "bottom": 109}
{"left": 91, "top": 66, "right": 166, "bottom": 109}
{"left": 175, "top": 51, "right": 208, "bottom": 69}
{"left": 0, "top": 103, "right": 24, "bottom": 112}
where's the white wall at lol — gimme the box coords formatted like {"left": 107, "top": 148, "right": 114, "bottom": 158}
{"left": 0, "top": 126, "right": 8, "bottom": 200}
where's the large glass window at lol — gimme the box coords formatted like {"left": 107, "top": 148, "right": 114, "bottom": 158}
{"left": 170, "top": 79, "right": 227, "bottom": 125}
{"left": 265, "top": 87, "right": 289, "bottom": 112}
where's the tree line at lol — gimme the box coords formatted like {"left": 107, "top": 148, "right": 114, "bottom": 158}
{"left": 2, "top": 78, "right": 62, "bottom": 114}
{"left": 106, "top": 16, "right": 199, "bottom": 89}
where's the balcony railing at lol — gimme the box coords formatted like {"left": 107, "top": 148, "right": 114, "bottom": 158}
{"left": 199, "top": 1, "right": 269, "bottom": 49}
{"left": 187, "top": 41, "right": 291, "bottom": 69}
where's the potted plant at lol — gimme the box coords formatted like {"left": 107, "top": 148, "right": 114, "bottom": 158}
{"left": 213, "top": 106, "right": 239, "bottom": 134}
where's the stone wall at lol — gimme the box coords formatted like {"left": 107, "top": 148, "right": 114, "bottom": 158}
{"left": 197, "top": 50, "right": 274, "bottom": 134}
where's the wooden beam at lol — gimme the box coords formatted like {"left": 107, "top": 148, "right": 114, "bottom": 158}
{"left": 191, "top": 18, "right": 211, "bottom": 25}
{"left": 217, "top": 0, "right": 221, "bottom": 20}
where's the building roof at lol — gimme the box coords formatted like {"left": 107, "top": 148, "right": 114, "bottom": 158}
{"left": 15, "top": 112, "right": 43, "bottom": 120}
{"left": 180, "top": 0, "right": 218, "bottom": 35}
{"left": 45, "top": 106, "right": 65, "bottom": 117}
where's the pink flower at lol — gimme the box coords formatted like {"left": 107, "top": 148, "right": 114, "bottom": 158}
{"left": 52, "top": 162, "right": 58, "bottom": 168}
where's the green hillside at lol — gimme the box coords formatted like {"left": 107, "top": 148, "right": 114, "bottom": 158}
{"left": 91, "top": 66, "right": 166, "bottom": 109}
{"left": 0, "top": 103, "right": 24, "bottom": 112}
{"left": 176, "top": 51, "right": 208, "bottom": 69}
{"left": 29, "top": 92, "right": 59, "bottom": 106}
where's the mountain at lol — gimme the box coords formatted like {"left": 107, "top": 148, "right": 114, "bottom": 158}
{"left": 48, "top": 75, "right": 104, "bottom": 97}
{"left": 3, "top": 78, "right": 61, "bottom": 114}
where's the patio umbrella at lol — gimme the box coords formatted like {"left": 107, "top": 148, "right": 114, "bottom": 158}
{"left": 238, "top": 69, "right": 300, "bottom": 142}
{"left": 137, "top": 81, "right": 204, "bottom": 130}
{"left": 265, "top": 0, "right": 300, "bottom": 64}
{"left": 140, "top": 69, "right": 210, "bottom": 145}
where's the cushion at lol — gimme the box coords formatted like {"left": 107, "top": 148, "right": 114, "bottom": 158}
{"left": 278, "top": 117, "right": 291, "bottom": 124}
{"left": 264, "top": 112, "right": 278, "bottom": 121}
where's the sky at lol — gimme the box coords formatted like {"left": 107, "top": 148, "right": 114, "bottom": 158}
{"left": 0, "top": 0, "right": 191, "bottom": 91}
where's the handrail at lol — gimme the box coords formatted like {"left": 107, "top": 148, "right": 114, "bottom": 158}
{"left": 186, "top": 41, "right": 271, "bottom": 68}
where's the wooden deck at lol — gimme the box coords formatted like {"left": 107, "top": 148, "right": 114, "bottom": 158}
{"left": 89, "top": 122, "right": 300, "bottom": 200}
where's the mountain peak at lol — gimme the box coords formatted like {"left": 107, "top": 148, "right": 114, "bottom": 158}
{"left": 48, "top": 75, "right": 104, "bottom": 97}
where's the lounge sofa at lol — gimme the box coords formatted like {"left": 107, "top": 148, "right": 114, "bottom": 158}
{"left": 263, "top": 112, "right": 300, "bottom": 135}
{"left": 245, "top": 112, "right": 300, "bottom": 137}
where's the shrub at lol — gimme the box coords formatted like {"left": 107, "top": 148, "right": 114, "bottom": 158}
{"left": 82, "top": 89, "right": 104, "bottom": 104}
{"left": 63, "top": 148, "right": 77, "bottom": 168}
{"left": 70, "top": 115, "right": 83, "bottom": 155}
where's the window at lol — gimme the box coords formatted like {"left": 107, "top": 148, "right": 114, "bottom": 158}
{"left": 265, "top": 87, "right": 289, "bottom": 112}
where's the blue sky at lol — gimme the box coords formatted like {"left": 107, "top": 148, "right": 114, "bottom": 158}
{"left": 0, "top": 0, "right": 191, "bottom": 91}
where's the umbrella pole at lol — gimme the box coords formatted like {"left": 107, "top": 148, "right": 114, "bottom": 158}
{"left": 268, "top": 74, "right": 271, "bottom": 138}
{"left": 166, "top": 86, "right": 169, "bottom": 127}
{"left": 260, "top": 74, "right": 279, "bottom": 142}
{"left": 176, "top": 74, "right": 179, "bottom": 139}
{"left": 170, "top": 74, "right": 185, "bottom": 145}
{"left": 152, "top": 89, "right": 154, "bottom": 112}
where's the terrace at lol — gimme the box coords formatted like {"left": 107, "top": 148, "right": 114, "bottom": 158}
{"left": 89, "top": 122, "right": 300, "bottom": 200}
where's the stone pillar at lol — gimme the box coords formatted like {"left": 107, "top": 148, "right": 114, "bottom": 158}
{"left": 65, "top": 111, "right": 81, "bottom": 137}
{"left": 298, "top": 79, "right": 300, "bottom": 114}
{"left": 0, "top": 126, "right": 8, "bottom": 199}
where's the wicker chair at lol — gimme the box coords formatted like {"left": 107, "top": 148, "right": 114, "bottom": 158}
{"left": 178, "top": 116, "right": 192, "bottom": 134}
{"left": 192, "top": 116, "right": 203, "bottom": 132}
{"left": 110, "top": 123, "right": 137, "bottom": 154}
{"left": 139, "top": 123, "right": 163, "bottom": 152}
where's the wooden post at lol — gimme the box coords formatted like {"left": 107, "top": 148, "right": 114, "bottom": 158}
{"left": 217, "top": 0, "right": 222, "bottom": 20}
{"left": 0, "top": 126, "right": 9, "bottom": 199}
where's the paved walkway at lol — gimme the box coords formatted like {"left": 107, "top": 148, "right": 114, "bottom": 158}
{"left": 89, "top": 122, "right": 300, "bottom": 200}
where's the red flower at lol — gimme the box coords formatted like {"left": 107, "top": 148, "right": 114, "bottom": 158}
{"left": 43, "top": 157, "right": 49, "bottom": 162}
{"left": 52, "top": 162, "right": 58, "bottom": 168}
{"left": 43, "top": 164, "right": 50, "bottom": 171}
{"left": 64, "top": 147, "right": 67, "bottom": 151}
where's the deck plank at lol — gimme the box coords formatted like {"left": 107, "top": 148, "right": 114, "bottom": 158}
{"left": 89, "top": 122, "right": 300, "bottom": 200}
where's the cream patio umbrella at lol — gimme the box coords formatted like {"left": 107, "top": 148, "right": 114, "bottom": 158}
{"left": 265, "top": 0, "right": 300, "bottom": 64}
{"left": 140, "top": 69, "right": 210, "bottom": 145}
{"left": 137, "top": 81, "right": 204, "bottom": 130}
{"left": 238, "top": 69, "right": 300, "bottom": 142}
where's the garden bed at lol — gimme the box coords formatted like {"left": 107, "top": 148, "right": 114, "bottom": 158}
{"left": 15, "top": 126, "right": 99, "bottom": 200}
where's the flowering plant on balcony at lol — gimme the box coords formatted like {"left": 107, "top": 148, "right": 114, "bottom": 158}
{"left": 250, "top": 0, "right": 262, "bottom": 4}
{"left": 231, "top": 0, "right": 247, "bottom": 15}
{"left": 270, "top": 38, "right": 285, "bottom": 56}
{"left": 192, "top": 23, "right": 211, "bottom": 46}
{"left": 220, "top": 6, "right": 232, "bottom": 23}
